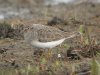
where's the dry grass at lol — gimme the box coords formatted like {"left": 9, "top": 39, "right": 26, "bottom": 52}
{"left": 0, "top": 22, "right": 99, "bottom": 75}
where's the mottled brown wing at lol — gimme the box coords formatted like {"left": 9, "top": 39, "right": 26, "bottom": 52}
{"left": 31, "top": 24, "right": 67, "bottom": 42}
{"left": 25, "top": 24, "right": 76, "bottom": 42}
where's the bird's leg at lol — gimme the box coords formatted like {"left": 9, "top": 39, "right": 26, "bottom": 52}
{"left": 49, "top": 49, "right": 52, "bottom": 58}
{"left": 46, "top": 49, "right": 52, "bottom": 60}
{"left": 59, "top": 44, "right": 62, "bottom": 48}
{"left": 46, "top": 49, "right": 49, "bottom": 60}
{"left": 41, "top": 49, "right": 45, "bottom": 58}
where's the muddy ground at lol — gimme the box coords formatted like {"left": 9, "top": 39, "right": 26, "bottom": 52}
{"left": 0, "top": 0, "right": 100, "bottom": 75}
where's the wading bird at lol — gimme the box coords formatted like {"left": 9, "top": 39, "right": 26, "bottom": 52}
{"left": 23, "top": 24, "right": 79, "bottom": 59}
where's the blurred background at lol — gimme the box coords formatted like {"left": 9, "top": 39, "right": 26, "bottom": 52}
{"left": 0, "top": 0, "right": 100, "bottom": 25}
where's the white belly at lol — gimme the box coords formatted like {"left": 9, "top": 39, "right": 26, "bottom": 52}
{"left": 31, "top": 38, "right": 66, "bottom": 49}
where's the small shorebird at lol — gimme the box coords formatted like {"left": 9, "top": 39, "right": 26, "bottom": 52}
{"left": 23, "top": 24, "right": 79, "bottom": 58}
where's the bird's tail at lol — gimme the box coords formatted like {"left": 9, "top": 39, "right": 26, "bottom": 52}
{"left": 65, "top": 32, "right": 80, "bottom": 40}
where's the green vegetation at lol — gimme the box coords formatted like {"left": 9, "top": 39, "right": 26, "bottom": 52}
{"left": 0, "top": 22, "right": 13, "bottom": 38}
{"left": 79, "top": 25, "right": 100, "bottom": 75}
{"left": 79, "top": 25, "right": 91, "bottom": 45}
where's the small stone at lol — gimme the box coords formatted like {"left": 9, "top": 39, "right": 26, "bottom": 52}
{"left": 58, "top": 54, "right": 61, "bottom": 58}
